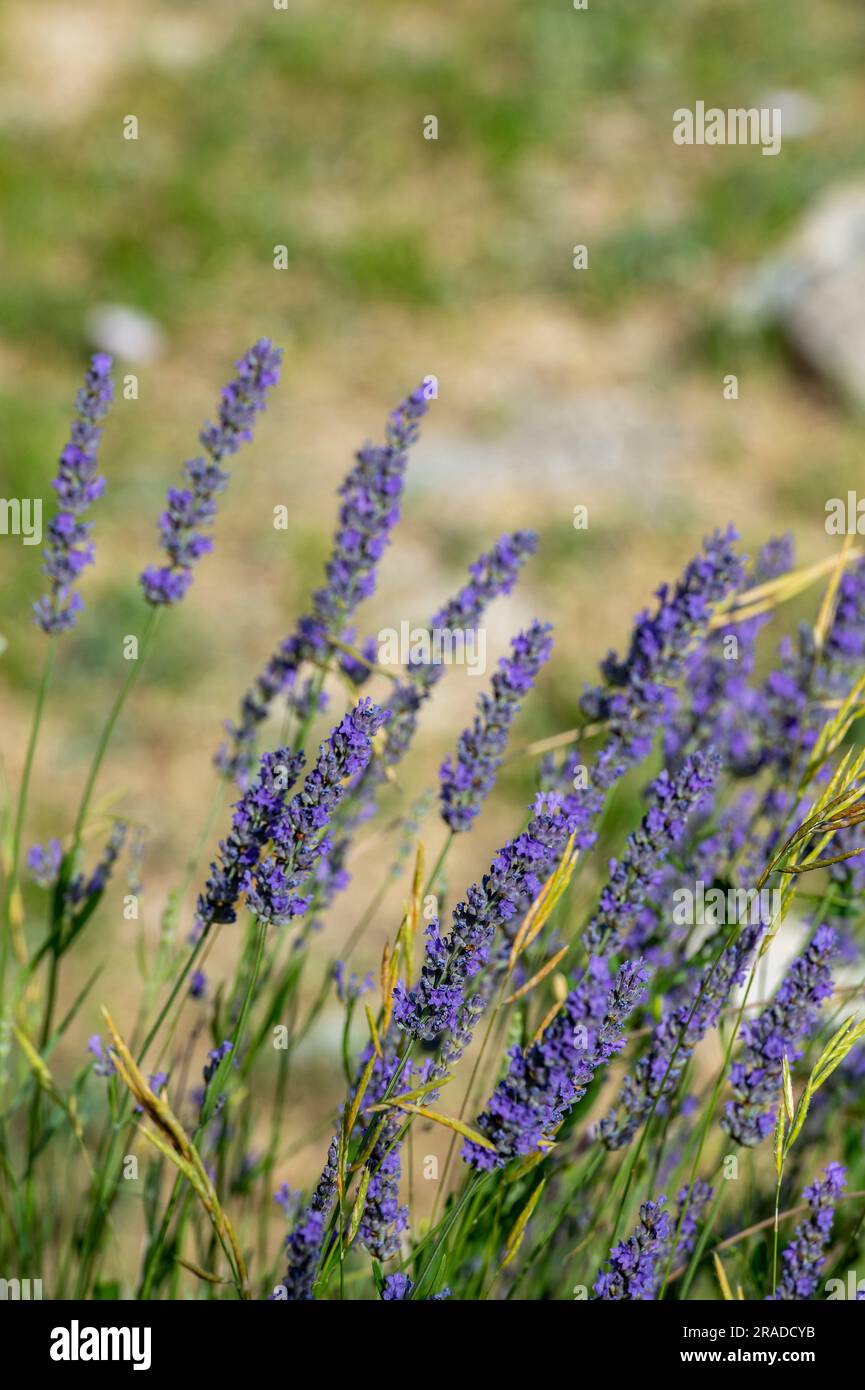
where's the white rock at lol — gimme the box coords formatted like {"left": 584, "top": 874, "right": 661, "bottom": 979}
{"left": 86, "top": 304, "right": 166, "bottom": 365}
{"left": 759, "top": 89, "right": 821, "bottom": 141}
{"left": 739, "top": 184, "right": 865, "bottom": 407}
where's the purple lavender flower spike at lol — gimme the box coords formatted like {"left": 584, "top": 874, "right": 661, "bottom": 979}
{"left": 352, "top": 1035, "right": 435, "bottom": 1263}
{"left": 34, "top": 353, "right": 114, "bottom": 634}
{"left": 769, "top": 1163, "right": 846, "bottom": 1300}
{"left": 140, "top": 339, "right": 282, "bottom": 606}
{"left": 66, "top": 822, "right": 128, "bottom": 908}
{"left": 395, "top": 787, "right": 603, "bottom": 1091}
{"left": 87, "top": 1034, "right": 115, "bottom": 1078}
{"left": 218, "top": 386, "right": 429, "bottom": 782}
{"left": 547, "top": 527, "right": 744, "bottom": 850}
{"left": 196, "top": 748, "right": 305, "bottom": 931}
{"left": 393, "top": 791, "right": 576, "bottom": 1045}
{"left": 381, "top": 1272, "right": 451, "bottom": 1301}
{"left": 27, "top": 839, "right": 63, "bottom": 889}
{"left": 189, "top": 970, "right": 207, "bottom": 999}
{"left": 594, "top": 1196, "right": 671, "bottom": 1300}
{"left": 594, "top": 1181, "right": 713, "bottom": 1300}
{"left": 463, "top": 959, "right": 649, "bottom": 1170}
{"left": 663, "top": 535, "right": 794, "bottom": 775}
{"left": 439, "top": 619, "right": 553, "bottom": 832}
{"left": 298, "top": 533, "right": 539, "bottom": 941}
{"left": 203, "top": 1039, "right": 233, "bottom": 1085}
{"left": 599, "top": 912, "right": 769, "bottom": 1151}
{"left": 585, "top": 750, "right": 720, "bottom": 956}
{"left": 356, "top": 1048, "right": 410, "bottom": 1261}
{"left": 381, "top": 1272, "right": 413, "bottom": 1300}
{"left": 384, "top": 530, "right": 539, "bottom": 769}
{"left": 580, "top": 526, "right": 744, "bottom": 788}
{"left": 675, "top": 1179, "right": 714, "bottom": 1259}
{"left": 273, "top": 1137, "right": 339, "bottom": 1301}
{"left": 723, "top": 925, "right": 838, "bottom": 1147}
{"left": 358, "top": 1142, "right": 407, "bottom": 1260}
{"left": 246, "top": 698, "right": 388, "bottom": 927}
{"left": 332, "top": 961, "right": 372, "bottom": 1005}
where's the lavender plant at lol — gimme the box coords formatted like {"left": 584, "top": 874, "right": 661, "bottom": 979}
{"left": 3, "top": 356, "right": 865, "bottom": 1310}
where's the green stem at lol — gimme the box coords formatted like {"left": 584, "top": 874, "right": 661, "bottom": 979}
{"left": 140, "top": 918, "right": 268, "bottom": 1297}
{"left": 136, "top": 928, "right": 209, "bottom": 1066}
{"left": 772, "top": 1168, "right": 783, "bottom": 1296}
{"left": 28, "top": 612, "right": 159, "bottom": 1183}
{"left": 2, "top": 638, "right": 56, "bottom": 993}
{"left": 424, "top": 830, "right": 454, "bottom": 899}
{"left": 71, "top": 607, "right": 159, "bottom": 851}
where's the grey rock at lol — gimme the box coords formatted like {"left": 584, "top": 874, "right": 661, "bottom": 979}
{"left": 86, "top": 303, "right": 166, "bottom": 365}
{"left": 739, "top": 184, "right": 865, "bottom": 407}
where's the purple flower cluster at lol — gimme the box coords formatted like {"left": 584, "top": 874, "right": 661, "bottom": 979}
{"left": 246, "top": 699, "right": 388, "bottom": 926}
{"left": 66, "top": 821, "right": 128, "bottom": 908}
{"left": 663, "top": 535, "right": 794, "bottom": 775}
{"left": 380, "top": 1273, "right": 450, "bottom": 1300}
{"left": 770, "top": 1163, "right": 846, "bottom": 1300}
{"left": 580, "top": 526, "right": 744, "bottom": 790}
{"left": 439, "top": 620, "right": 553, "bottom": 832}
{"left": 392, "top": 791, "right": 576, "bottom": 1044}
{"left": 594, "top": 1196, "right": 670, "bottom": 1300}
{"left": 359, "top": 1142, "right": 407, "bottom": 1261}
{"left": 275, "top": 1138, "right": 340, "bottom": 1301}
{"left": 30, "top": 823, "right": 128, "bottom": 910}
{"left": 723, "top": 925, "right": 838, "bottom": 1147}
{"left": 384, "top": 531, "right": 539, "bottom": 768}
{"left": 355, "top": 1049, "right": 410, "bottom": 1261}
{"left": 299, "top": 533, "right": 539, "bottom": 940}
{"left": 196, "top": 748, "right": 305, "bottom": 931}
{"left": 463, "top": 959, "right": 649, "bottom": 1170}
{"left": 599, "top": 913, "right": 768, "bottom": 1151}
{"left": 826, "top": 560, "right": 865, "bottom": 665}
{"left": 332, "top": 961, "right": 372, "bottom": 1005}
{"left": 141, "top": 339, "right": 282, "bottom": 605}
{"left": 27, "top": 838, "right": 63, "bottom": 889}
{"left": 547, "top": 527, "right": 744, "bottom": 852}
{"left": 218, "top": 386, "right": 428, "bottom": 782}
{"left": 34, "top": 354, "right": 114, "bottom": 634}
{"left": 594, "top": 1181, "right": 713, "bottom": 1299}
{"left": 585, "top": 750, "right": 720, "bottom": 955}
{"left": 203, "top": 1040, "right": 233, "bottom": 1085}
{"left": 87, "top": 1035, "right": 115, "bottom": 1078}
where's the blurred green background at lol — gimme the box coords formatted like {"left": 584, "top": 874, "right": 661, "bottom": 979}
{"left": 2, "top": 0, "right": 865, "bottom": 1191}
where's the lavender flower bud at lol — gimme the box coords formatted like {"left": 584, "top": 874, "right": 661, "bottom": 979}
{"left": 384, "top": 530, "right": 539, "bottom": 768}
{"left": 27, "top": 838, "right": 63, "bottom": 889}
{"left": 463, "top": 959, "right": 650, "bottom": 1170}
{"left": 218, "top": 386, "right": 428, "bottom": 782}
{"left": 594, "top": 1181, "right": 713, "bottom": 1300}
{"left": 599, "top": 913, "right": 767, "bottom": 1151}
{"left": 66, "top": 822, "right": 128, "bottom": 908}
{"left": 723, "top": 925, "right": 838, "bottom": 1147}
{"left": 34, "top": 354, "right": 114, "bottom": 634}
{"left": 547, "top": 528, "right": 744, "bottom": 852}
{"left": 247, "top": 699, "right": 388, "bottom": 926}
{"left": 594, "top": 1196, "right": 671, "bottom": 1300}
{"left": 439, "top": 620, "right": 553, "bottom": 832}
{"left": 141, "top": 339, "right": 282, "bottom": 606}
{"left": 769, "top": 1163, "right": 846, "bottom": 1300}
{"left": 196, "top": 748, "right": 305, "bottom": 930}
{"left": 274, "top": 1138, "right": 339, "bottom": 1301}
{"left": 585, "top": 750, "right": 720, "bottom": 955}
{"left": 87, "top": 1034, "right": 115, "bottom": 1078}
{"left": 581, "top": 526, "right": 745, "bottom": 787}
